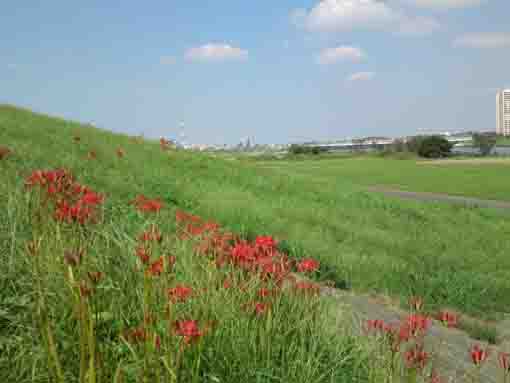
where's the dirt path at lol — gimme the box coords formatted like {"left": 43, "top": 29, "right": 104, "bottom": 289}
{"left": 323, "top": 287, "right": 510, "bottom": 382}
{"left": 367, "top": 186, "right": 510, "bottom": 212}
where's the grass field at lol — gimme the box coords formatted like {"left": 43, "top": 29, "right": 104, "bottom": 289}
{"left": 251, "top": 155, "right": 510, "bottom": 202}
{"left": 2, "top": 105, "right": 509, "bottom": 323}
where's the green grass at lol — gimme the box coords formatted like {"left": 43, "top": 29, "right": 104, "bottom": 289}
{"left": 251, "top": 155, "right": 510, "bottom": 202}
{"left": 2, "top": 104, "right": 509, "bottom": 325}
{"left": 0, "top": 105, "right": 366, "bottom": 382}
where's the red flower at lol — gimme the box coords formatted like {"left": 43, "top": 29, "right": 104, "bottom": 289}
{"left": 257, "top": 288, "right": 273, "bottom": 298}
{"left": 470, "top": 344, "right": 489, "bottom": 366}
{"left": 139, "top": 226, "right": 162, "bottom": 242}
{"left": 63, "top": 248, "right": 84, "bottom": 267}
{"left": 429, "top": 371, "right": 444, "bottom": 383}
{"left": 174, "top": 320, "right": 203, "bottom": 344}
{"left": 405, "top": 344, "right": 429, "bottom": 371}
{"left": 294, "top": 281, "right": 320, "bottom": 296}
{"left": 135, "top": 246, "right": 151, "bottom": 264}
{"left": 147, "top": 256, "right": 164, "bottom": 276}
{"left": 406, "top": 314, "right": 431, "bottom": 336}
{"left": 296, "top": 258, "right": 320, "bottom": 273}
{"left": 223, "top": 279, "right": 232, "bottom": 289}
{"left": 365, "top": 319, "right": 385, "bottom": 332}
{"left": 79, "top": 281, "right": 93, "bottom": 298}
{"left": 132, "top": 195, "right": 164, "bottom": 213}
{"left": 0, "top": 146, "right": 11, "bottom": 160}
{"left": 248, "top": 302, "right": 270, "bottom": 316}
{"left": 81, "top": 191, "right": 103, "bottom": 205}
{"left": 255, "top": 236, "right": 277, "bottom": 248}
{"left": 168, "top": 285, "right": 193, "bottom": 303}
{"left": 87, "top": 271, "right": 103, "bottom": 285}
{"left": 498, "top": 352, "right": 509, "bottom": 371}
{"left": 436, "top": 311, "right": 458, "bottom": 328}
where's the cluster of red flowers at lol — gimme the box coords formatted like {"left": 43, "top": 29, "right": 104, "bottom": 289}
{"left": 134, "top": 224, "right": 174, "bottom": 277}
{"left": 366, "top": 313, "right": 434, "bottom": 377}
{"left": 160, "top": 138, "right": 173, "bottom": 151}
{"left": 176, "top": 209, "right": 320, "bottom": 282}
{"left": 26, "top": 169, "right": 104, "bottom": 225}
{"left": 131, "top": 195, "right": 164, "bottom": 213}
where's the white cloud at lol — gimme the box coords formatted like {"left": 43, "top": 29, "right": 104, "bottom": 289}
{"left": 347, "top": 71, "right": 375, "bottom": 82}
{"left": 453, "top": 33, "right": 510, "bottom": 48}
{"left": 292, "top": 0, "right": 439, "bottom": 36}
{"left": 398, "top": 15, "right": 440, "bottom": 35}
{"left": 403, "top": 0, "right": 483, "bottom": 9}
{"left": 318, "top": 46, "right": 365, "bottom": 65}
{"left": 303, "top": 0, "right": 398, "bottom": 32}
{"left": 160, "top": 56, "right": 176, "bottom": 65}
{"left": 185, "top": 43, "right": 248, "bottom": 62}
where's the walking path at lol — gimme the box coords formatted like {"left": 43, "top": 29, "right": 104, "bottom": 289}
{"left": 322, "top": 287, "right": 510, "bottom": 382}
{"left": 367, "top": 186, "right": 510, "bottom": 212}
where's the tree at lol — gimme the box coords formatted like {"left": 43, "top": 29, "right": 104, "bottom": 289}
{"left": 472, "top": 133, "right": 497, "bottom": 156}
{"left": 417, "top": 136, "right": 453, "bottom": 158}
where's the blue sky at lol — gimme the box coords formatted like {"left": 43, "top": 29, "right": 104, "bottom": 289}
{"left": 1, "top": 1, "right": 509, "bottom": 144}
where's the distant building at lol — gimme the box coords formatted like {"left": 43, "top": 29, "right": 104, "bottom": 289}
{"left": 496, "top": 89, "right": 510, "bottom": 136}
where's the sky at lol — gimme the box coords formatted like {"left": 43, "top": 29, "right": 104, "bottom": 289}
{"left": 1, "top": 0, "right": 509, "bottom": 145}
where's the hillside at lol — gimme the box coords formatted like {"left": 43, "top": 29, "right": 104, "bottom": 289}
{"left": 2, "top": 104, "right": 509, "bottom": 321}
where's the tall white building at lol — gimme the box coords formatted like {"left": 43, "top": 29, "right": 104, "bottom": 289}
{"left": 496, "top": 89, "right": 510, "bottom": 136}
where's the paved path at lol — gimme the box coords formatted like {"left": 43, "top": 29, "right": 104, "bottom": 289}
{"left": 367, "top": 186, "right": 510, "bottom": 212}
{"left": 322, "top": 287, "right": 510, "bottom": 382}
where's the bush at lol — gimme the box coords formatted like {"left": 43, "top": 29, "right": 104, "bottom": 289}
{"left": 417, "top": 136, "right": 452, "bottom": 158}
{"left": 289, "top": 144, "right": 322, "bottom": 155}
{"left": 473, "top": 133, "right": 497, "bottom": 156}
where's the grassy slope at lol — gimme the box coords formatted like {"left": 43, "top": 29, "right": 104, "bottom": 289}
{"left": 1, "top": 105, "right": 509, "bottom": 320}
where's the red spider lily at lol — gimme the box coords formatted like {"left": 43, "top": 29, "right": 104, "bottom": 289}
{"left": 405, "top": 344, "right": 429, "bottom": 371}
{"left": 257, "top": 288, "right": 274, "bottom": 298}
{"left": 123, "top": 326, "right": 147, "bottom": 344}
{"left": 147, "top": 256, "right": 164, "bottom": 276}
{"left": 132, "top": 195, "right": 164, "bottom": 213}
{"left": 160, "top": 138, "right": 170, "bottom": 150}
{"left": 498, "top": 352, "right": 510, "bottom": 371}
{"left": 54, "top": 200, "right": 94, "bottom": 225}
{"left": 87, "top": 271, "right": 104, "bottom": 285}
{"left": 296, "top": 258, "right": 320, "bottom": 273}
{"left": 365, "top": 319, "right": 386, "bottom": 332}
{"left": 254, "top": 302, "right": 270, "bottom": 316}
{"left": 135, "top": 246, "right": 151, "bottom": 264}
{"left": 168, "top": 285, "right": 193, "bottom": 303}
{"left": 406, "top": 314, "right": 431, "bottom": 337}
{"left": 231, "top": 242, "right": 257, "bottom": 266}
{"left": 63, "top": 248, "right": 85, "bottom": 267}
{"left": 409, "top": 296, "right": 424, "bottom": 311}
{"left": 116, "top": 148, "right": 125, "bottom": 158}
{"left": 382, "top": 322, "right": 409, "bottom": 352}
{"left": 470, "top": 344, "right": 489, "bottom": 366}
{"left": 139, "top": 226, "right": 163, "bottom": 243}
{"left": 173, "top": 320, "right": 203, "bottom": 344}
{"left": 293, "top": 281, "right": 320, "bottom": 296}
{"left": 436, "top": 311, "right": 458, "bottom": 328}
{"left": 79, "top": 281, "right": 93, "bottom": 298}
{"left": 166, "top": 255, "right": 176, "bottom": 270}
{"left": 223, "top": 279, "right": 232, "bottom": 289}
{"left": 255, "top": 236, "right": 277, "bottom": 248}
{"left": 81, "top": 191, "right": 103, "bottom": 205}
{"left": 429, "top": 371, "right": 445, "bottom": 383}
{"left": 0, "top": 146, "right": 11, "bottom": 160}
